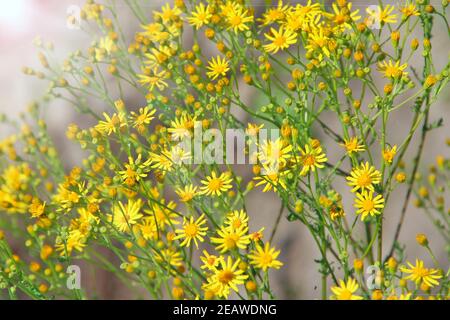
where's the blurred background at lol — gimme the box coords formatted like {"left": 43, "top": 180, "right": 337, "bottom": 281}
{"left": 0, "top": 0, "right": 449, "bottom": 299}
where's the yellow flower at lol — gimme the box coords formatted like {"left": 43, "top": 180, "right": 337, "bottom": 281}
{"left": 400, "top": 259, "right": 442, "bottom": 287}
{"left": 263, "top": 27, "right": 297, "bottom": 54}
{"left": 258, "top": 0, "right": 289, "bottom": 26}
{"left": 55, "top": 231, "right": 87, "bottom": 256}
{"left": 174, "top": 214, "right": 208, "bottom": 248}
{"left": 204, "top": 256, "right": 249, "bottom": 298}
{"left": 307, "top": 28, "right": 330, "bottom": 56}
{"left": 29, "top": 199, "right": 46, "bottom": 218}
{"left": 206, "top": 56, "right": 230, "bottom": 80}
{"left": 118, "top": 155, "right": 150, "bottom": 187}
{"left": 382, "top": 145, "right": 397, "bottom": 164}
{"left": 224, "top": 210, "right": 249, "bottom": 229}
{"left": 200, "top": 171, "right": 233, "bottom": 196}
{"left": 224, "top": 3, "right": 254, "bottom": 33}
{"left": 175, "top": 184, "right": 198, "bottom": 202}
{"left": 347, "top": 162, "right": 381, "bottom": 193}
{"left": 112, "top": 199, "right": 144, "bottom": 232}
{"left": 138, "top": 217, "right": 158, "bottom": 241}
{"left": 340, "top": 137, "right": 365, "bottom": 155}
{"left": 211, "top": 225, "right": 250, "bottom": 253}
{"left": 366, "top": 4, "right": 397, "bottom": 25}
{"left": 253, "top": 165, "right": 288, "bottom": 193}
{"left": 200, "top": 250, "right": 224, "bottom": 271}
{"left": 155, "top": 248, "right": 183, "bottom": 267}
{"left": 258, "top": 138, "right": 292, "bottom": 167}
{"left": 137, "top": 67, "right": 168, "bottom": 92}
{"left": 399, "top": 2, "right": 419, "bottom": 18}
{"left": 168, "top": 113, "right": 197, "bottom": 140}
{"left": 187, "top": 3, "right": 212, "bottom": 29}
{"left": 130, "top": 107, "right": 156, "bottom": 132}
{"left": 354, "top": 190, "right": 385, "bottom": 221}
{"left": 95, "top": 112, "right": 126, "bottom": 136}
{"left": 153, "top": 3, "right": 182, "bottom": 23}
{"left": 331, "top": 278, "right": 363, "bottom": 300}
{"left": 297, "top": 143, "right": 328, "bottom": 176}
{"left": 378, "top": 60, "right": 408, "bottom": 79}
{"left": 248, "top": 242, "right": 283, "bottom": 272}
{"left": 149, "top": 146, "right": 191, "bottom": 172}
{"left": 326, "top": 3, "right": 360, "bottom": 30}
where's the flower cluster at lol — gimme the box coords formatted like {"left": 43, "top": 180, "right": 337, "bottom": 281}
{"left": 0, "top": 0, "right": 449, "bottom": 300}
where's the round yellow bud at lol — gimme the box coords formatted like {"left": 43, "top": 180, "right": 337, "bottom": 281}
{"left": 353, "top": 258, "right": 364, "bottom": 272}
{"left": 395, "top": 172, "right": 406, "bottom": 183}
{"left": 246, "top": 281, "right": 257, "bottom": 293}
{"left": 416, "top": 233, "right": 428, "bottom": 247}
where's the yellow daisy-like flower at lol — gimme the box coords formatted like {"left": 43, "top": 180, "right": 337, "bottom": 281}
{"left": 200, "top": 171, "right": 233, "bottom": 196}
{"left": 149, "top": 146, "right": 191, "bottom": 172}
{"left": 354, "top": 190, "right": 385, "bottom": 221}
{"left": 224, "top": 210, "right": 249, "bottom": 229}
{"left": 258, "top": 138, "right": 293, "bottom": 167}
{"left": 112, "top": 199, "right": 144, "bottom": 232}
{"left": 366, "top": 4, "right": 397, "bottom": 25}
{"left": 153, "top": 3, "right": 182, "bottom": 23}
{"left": 137, "top": 67, "right": 168, "bottom": 92}
{"left": 326, "top": 2, "right": 360, "bottom": 30}
{"left": 118, "top": 154, "right": 150, "bottom": 187}
{"left": 204, "top": 256, "right": 249, "bottom": 298}
{"left": 263, "top": 27, "right": 297, "bottom": 54}
{"left": 297, "top": 143, "right": 328, "bottom": 176}
{"left": 155, "top": 248, "right": 183, "bottom": 267}
{"left": 168, "top": 113, "right": 197, "bottom": 140}
{"left": 347, "top": 162, "right": 381, "bottom": 193}
{"left": 130, "top": 106, "right": 156, "bottom": 133}
{"left": 382, "top": 145, "right": 397, "bottom": 164}
{"left": 306, "top": 28, "right": 331, "bottom": 57}
{"left": 95, "top": 112, "right": 126, "bottom": 136}
{"left": 200, "top": 250, "right": 224, "bottom": 271}
{"left": 174, "top": 214, "right": 208, "bottom": 248}
{"left": 331, "top": 278, "right": 363, "bottom": 300}
{"left": 55, "top": 230, "right": 87, "bottom": 257}
{"left": 187, "top": 3, "right": 212, "bottom": 29}
{"left": 206, "top": 56, "right": 230, "bottom": 80}
{"left": 253, "top": 165, "right": 288, "bottom": 193}
{"left": 340, "top": 137, "right": 365, "bottom": 155}
{"left": 138, "top": 217, "right": 158, "bottom": 241}
{"left": 378, "top": 60, "right": 408, "bottom": 79}
{"left": 175, "top": 184, "right": 198, "bottom": 202}
{"left": 400, "top": 259, "right": 442, "bottom": 287}
{"left": 248, "top": 242, "right": 283, "bottom": 272}
{"left": 258, "top": 0, "right": 289, "bottom": 26}
{"left": 224, "top": 4, "right": 254, "bottom": 33}
{"left": 399, "top": 2, "right": 419, "bottom": 18}
{"left": 211, "top": 225, "right": 250, "bottom": 253}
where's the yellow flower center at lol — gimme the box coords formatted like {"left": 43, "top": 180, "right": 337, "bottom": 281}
{"left": 224, "top": 234, "right": 238, "bottom": 250}
{"left": 273, "top": 35, "right": 287, "bottom": 47}
{"left": 230, "top": 15, "right": 242, "bottom": 27}
{"left": 357, "top": 173, "right": 372, "bottom": 187}
{"left": 207, "top": 257, "right": 216, "bottom": 266}
{"left": 232, "top": 219, "right": 242, "bottom": 228}
{"left": 184, "top": 223, "right": 198, "bottom": 237}
{"left": 302, "top": 155, "right": 316, "bottom": 166}
{"left": 339, "top": 289, "right": 353, "bottom": 300}
{"left": 260, "top": 253, "right": 273, "bottom": 266}
{"left": 361, "top": 199, "right": 375, "bottom": 212}
{"left": 218, "top": 270, "right": 235, "bottom": 284}
{"left": 208, "top": 178, "right": 223, "bottom": 191}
